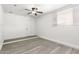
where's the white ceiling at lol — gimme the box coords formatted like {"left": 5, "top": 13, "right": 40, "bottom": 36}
{"left": 2, "top": 4, "right": 69, "bottom": 16}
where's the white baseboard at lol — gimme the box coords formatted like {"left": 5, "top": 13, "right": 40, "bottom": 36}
{"left": 4, "top": 35, "right": 37, "bottom": 40}
{"left": 0, "top": 43, "right": 3, "bottom": 50}
{"left": 4, "top": 35, "right": 38, "bottom": 45}
{"left": 4, "top": 37, "right": 38, "bottom": 45}
{"left": 38, "top": 35, "right": 79, "bottom": 49}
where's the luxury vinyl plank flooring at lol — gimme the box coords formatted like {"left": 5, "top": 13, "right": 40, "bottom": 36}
{"left": 71, "top": 48, "right": 79, "bottom": 54}
{"left": 0, "top": 37, "right": 79, "bottom": 54}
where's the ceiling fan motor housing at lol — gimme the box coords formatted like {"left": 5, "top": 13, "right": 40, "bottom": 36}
{"left": 32, "top": 7, "right": 38, "bottom": 11}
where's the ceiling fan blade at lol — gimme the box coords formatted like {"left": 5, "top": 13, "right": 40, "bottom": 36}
{"left": 27, "top": 12, "right": 32, "bottom": 14}
{"left": 25, "top": 9, "right": 31, "bottom": 11}
{"left": 37, "top": 11, "right": 43, "bottom": 14}
{"left": 35, "top": 13, "right": 37, "bottom": 16}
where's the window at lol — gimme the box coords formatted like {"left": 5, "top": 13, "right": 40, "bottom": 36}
{"left": 57, "top": 8, "right": 73, "bottom": 25}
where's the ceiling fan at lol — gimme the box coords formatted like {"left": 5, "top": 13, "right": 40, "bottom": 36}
{"left": 25, "top": 7, "right": 43, "bottom": 16}
{"left": 13, "top": 4, "right": 43, "bottom": 16}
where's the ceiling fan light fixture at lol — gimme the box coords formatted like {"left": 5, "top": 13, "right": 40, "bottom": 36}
{"left": 25, "top": 7, "right": 43, "bottom": 16}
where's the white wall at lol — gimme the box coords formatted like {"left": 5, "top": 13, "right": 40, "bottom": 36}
{"left": 0, "top": 5, "right": 4, "bottom": 50}
{"left": 3, "top": 13, "right": 36, "bottom": 40}
{"left": 36, "top": 6, "right": 79, "bottom": 49}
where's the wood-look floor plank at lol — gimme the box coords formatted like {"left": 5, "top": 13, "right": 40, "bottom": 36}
{"left": 0, "top": 37, "right": 79, "bottom": 54}
{"left": 71, "top": 48, "right": 79, "bottom": 54}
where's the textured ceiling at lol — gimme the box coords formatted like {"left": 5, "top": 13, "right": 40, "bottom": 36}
{"left": 2, "top": 4, "right": 69, "bottom": 16}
